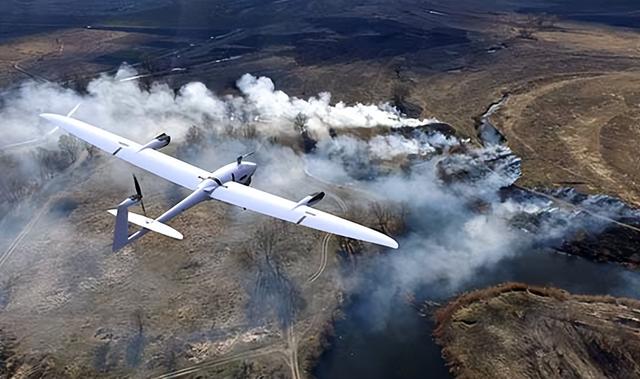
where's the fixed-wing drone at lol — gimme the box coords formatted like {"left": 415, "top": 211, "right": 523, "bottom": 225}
{"left": 40, "top": 110, "right": 398, "bottom": 251}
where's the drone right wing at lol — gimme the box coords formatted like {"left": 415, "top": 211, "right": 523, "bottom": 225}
{"left": 211, "top": 182, "right": 399, "bottom": 249}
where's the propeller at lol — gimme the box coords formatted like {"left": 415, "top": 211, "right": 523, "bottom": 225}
{"left": 132, "top": 174, "right": 147, "bottom": 217}
{"left": 236, "top": 151, "right": 255, "bottom": 165}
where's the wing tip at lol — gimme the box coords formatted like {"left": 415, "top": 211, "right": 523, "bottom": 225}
{"left": 371, "top": 232, "right": 399, "bottom": 249}
{"left": 383, "top": 237, "right": 399, "bottom": 249}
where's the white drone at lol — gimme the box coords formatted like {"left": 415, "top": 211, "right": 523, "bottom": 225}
{"left": 40, "top": 109, "right": 398, "bottom": 251}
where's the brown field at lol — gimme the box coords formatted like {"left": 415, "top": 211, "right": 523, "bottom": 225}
{"left": 433, "top": 282, "right": 640, "bottom": 378}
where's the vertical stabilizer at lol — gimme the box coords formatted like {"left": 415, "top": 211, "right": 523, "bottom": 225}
{"left": 112, "top": 197, "right": 137, "bottom": 251}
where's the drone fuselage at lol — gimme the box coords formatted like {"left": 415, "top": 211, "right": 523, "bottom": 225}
{"left": 210, "top": 161, "right": 257, "bottom": 186}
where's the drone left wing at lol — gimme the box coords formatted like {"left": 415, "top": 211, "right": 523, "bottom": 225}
{"left": 39, "top": 113, "right": 208, "bottom": 190}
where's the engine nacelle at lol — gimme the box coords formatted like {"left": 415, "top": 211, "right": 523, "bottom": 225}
{"left": 293, "top": 192, "right": 325, "bottom": 209}
{"left": 140, "top": 133, "right": 170, "bottom": 151}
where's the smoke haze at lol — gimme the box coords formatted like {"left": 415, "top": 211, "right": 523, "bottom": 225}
{"left": 1, "top": 65, "right": 437, "bottom": 148}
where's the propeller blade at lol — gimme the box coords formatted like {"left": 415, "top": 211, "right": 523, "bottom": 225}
{"left": 237, "top": 151, "right": 255, "bottom": 165}
{"left": 132, "top": 174, "right": 147, "bottom": 217}
{"left": 133, "top": 174, "right": 143, "bottom": 198}
{"left": 140, "top": 199, "right": 147, "bottom": 217}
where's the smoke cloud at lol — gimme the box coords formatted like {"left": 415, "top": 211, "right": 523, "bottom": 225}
{"left": 1, "top": 65, "right": 437, "bottom": 149}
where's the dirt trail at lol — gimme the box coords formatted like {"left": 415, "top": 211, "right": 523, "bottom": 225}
{"left": 0, "top": 198, "right": 54, "bottom": 271}
{"left": 151, "top": 346, "right": 287, "bottom": 379}
{"left": 307, "top": 233, "right": 331, "bottom": 284}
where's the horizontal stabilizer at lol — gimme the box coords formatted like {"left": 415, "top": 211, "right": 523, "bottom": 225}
{"left": 107, "top": 209, "right": 183, "bottom": 240}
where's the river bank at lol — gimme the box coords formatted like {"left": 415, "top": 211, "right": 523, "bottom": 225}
{"left": 433, "top": 282, "right": 640, "bottom": 378}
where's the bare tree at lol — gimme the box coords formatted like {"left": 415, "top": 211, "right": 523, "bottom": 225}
{"left": 517, "top": 28, "right": 535, "bottom": 40}
{"left": 65, "top": 72, "right": 91, "bottom": 94}
{"left": 0, "top": 329, "right": 17, "bottom": 376}
{"left": 254, "top": 221, "right": 289, "bottom": 266}
{"left": 229, "top": 122, "right": 257, "bottom": 139}
{"left": 34, "top": 148, "right": 56, "bottom": 179}
{"left": 185, "top": 125, "right": 204, "bottom": 146}
{"left": 293, "top": 112, "right": 308, "bottom": 133}
{"left": 85, "top": 142, "right": 98, "bottom": 159}
{"left": 336, "top": 235, "right": 364, "bottom": 260}
{"left": 236, "top": 221, "right": 289, "bottom": 271}
{"left": 334, "top": 205, "right": 370, "bottom": 260}
{"left": 517, "top": 14, "right": 548, "bottom": 40}
{"left": 178, "top": 125, "right": 207, "bottom": 159}
{"left": 132, "top": 308, "right": 145, "bottom": 335}
{"left": 33, "top": 147, "right": 73, "bottom": 179}
{"left": 239, "top": 123, "right": 257, "bottom": 139}
{"left": 0, "top": 155, "right": 21, "bottom": 203}
{"left": 0, "top": 177, "right": 25, "bottom": 204}
{"left": 138, "top": 54, "right": 162, "bottom": 90}
{"left": 293, "top": 112, "right": 317, "bottom": 152}
{"left": 245, "top": 221, "right": 304, "bottom": 328}
{"left": 370, "top": 201, "right": 408, "bottom": 236}
{"left": 534, "top": 13, "right": 558, "bottom": 29}
{"left": 392, "top": 84, "right": 410, "bottom": 105}
{"left": 58, "top": 134, "right": 81, "bottom": 163}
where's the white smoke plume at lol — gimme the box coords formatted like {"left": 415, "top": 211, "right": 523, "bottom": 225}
{"left": 0, "top": 65, "right": 437, "bottom": 149}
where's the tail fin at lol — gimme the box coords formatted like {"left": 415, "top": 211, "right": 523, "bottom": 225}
{"left": 107, "top": 207, "right": 183, "bottom": 252}
{"left": 111, "top": 200, "right": 135, "bottom": 251}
